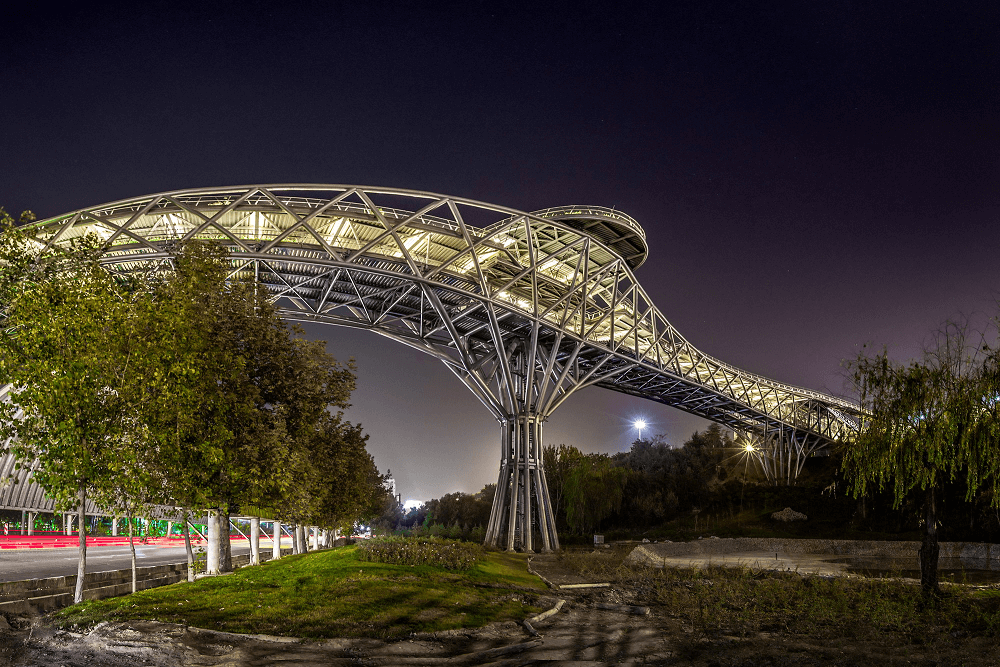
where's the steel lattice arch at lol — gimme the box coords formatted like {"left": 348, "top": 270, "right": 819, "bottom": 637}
{"left": 1, "top": 185, "right": 860, "bottom": 551}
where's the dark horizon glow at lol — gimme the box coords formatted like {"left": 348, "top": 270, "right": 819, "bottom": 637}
{"left": 3, "top": 1, "right": 996, "bottom": 502}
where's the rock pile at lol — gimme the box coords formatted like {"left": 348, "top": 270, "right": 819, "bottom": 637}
{"left": 770, "top": 507, "right": 807, "bottom": 522}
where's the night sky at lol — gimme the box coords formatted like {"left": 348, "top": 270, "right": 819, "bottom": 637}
{"left": 3, "top": 1, "right": 997, "bottom": 502}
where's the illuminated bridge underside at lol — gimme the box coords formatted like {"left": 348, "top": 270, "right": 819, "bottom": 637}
{"left": 16, "top": 185, "right": 859, "bottom": 550}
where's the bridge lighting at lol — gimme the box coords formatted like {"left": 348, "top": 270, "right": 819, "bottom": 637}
{"left": 744, "top": 442, "right": 756, "bottom": 453}
{"left": 634, "top": 419, "right": 646, "bottom": 440}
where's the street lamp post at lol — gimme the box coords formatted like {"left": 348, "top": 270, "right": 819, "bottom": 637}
{"left": 633, "top": 419, "right": 646, "bottom": 443}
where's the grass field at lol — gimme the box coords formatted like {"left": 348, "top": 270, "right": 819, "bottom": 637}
{"left": 561, "top": 546, "right": 1000, "bottom": 641}
{"left": 55, "top": 546, "right": 547, "bottom": 639}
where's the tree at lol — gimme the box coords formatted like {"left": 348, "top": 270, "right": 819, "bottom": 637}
{"left": 842, "top": 321, "right": 1000, "bottom": 596}
{"left": 0, "top": 217, "right": 150, "bottom": 603}
{"left": 542, "top": 444, "right": 586, "bottom": 530}
{"left": 563, "top": 453, "right": 629, "bottom": 535}
{"left": 132, "top": 241, "right": 359, "bottom": 570}
{"left": 278, "top": 411, "right": 385, "bottom": 536}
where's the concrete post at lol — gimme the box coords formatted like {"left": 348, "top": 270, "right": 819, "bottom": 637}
{"left": 166, "top": 521, "right": 174, "bottom": 539}
{"left": 250, "top": 517, "right": 260, "bottom": 565}
{"left": 26, "top": 512, "right": 35, "bottom": 536}
{"left": 20, "top": 511, "right": 25, "bottom": 535}
{"left": 112, "top": 516, "right": 118, "bottom": 536}
{"left": 272, "top": 521, "right": 281, "bottom": 560}
{"left": 207, "top": 510, "right": 221, "bottom": 575}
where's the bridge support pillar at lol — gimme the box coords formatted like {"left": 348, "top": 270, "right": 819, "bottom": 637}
{"left": 485, "top": 415, "right": 559, "bottom": 553}
{"left": 26, "top": 512, "right": 34, "bottom": 536}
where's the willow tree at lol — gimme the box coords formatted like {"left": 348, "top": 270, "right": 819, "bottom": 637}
{"left": 563, "top": 453, "right": 629, "bottom": 535}
{"left": 843, "top": 321, "right": 1000, "bottom": 596}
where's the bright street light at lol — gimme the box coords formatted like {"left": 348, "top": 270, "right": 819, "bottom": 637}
{"left": 634, "top": 419, "right": 647, "bottom": 441}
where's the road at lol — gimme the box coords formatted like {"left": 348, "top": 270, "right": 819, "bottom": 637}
{"left": 0, "top": 542, "right": 273, "bottom": 582}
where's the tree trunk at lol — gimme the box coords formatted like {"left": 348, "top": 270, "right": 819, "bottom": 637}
{"left": 272, "top": 520, "right": 281, "bottom": 560}
{"left": 128, "top": 517, "right": 137, "bottom": 593}
{"left": 291, "top": 523, "right": 300, "bottom": 554}
{"left": 919, "top": 485, "right": 940, "bottom": 597}
{"left": 73, "top": 485, "right": 87, "bottom": 604}
{"left": 250, "top": 517, "right": 260, "bottom": 565}
{"left": 207, "top": 510, "right": 219, "bottom": 574}
{"left": 183, "top": 513, "right": 196, "bottom": 582}
{"left": 220, "top": 505, "right": 232, "bottom": 572}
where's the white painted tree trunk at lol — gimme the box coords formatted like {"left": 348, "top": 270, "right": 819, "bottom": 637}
{"left": 250, "top": 517, "right": 260, "bottom": 565}
{"left": 183, "top": 515, "right": 196, "bottom": 582}
{"left": 272, "top": 521, "right": 281, "bottom": 560}
{"left": 128, "top": 517, "right": 137, "bottom": 593}
{"left": 74, "top": 486, "right": 87, "bottom": 604}
{"left": 207, "top": 510, "right": 221, "bottom": 575}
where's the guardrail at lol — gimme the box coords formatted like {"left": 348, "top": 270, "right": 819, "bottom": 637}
{"left": 0, "top": 535, "right": 254, "bottom": 549}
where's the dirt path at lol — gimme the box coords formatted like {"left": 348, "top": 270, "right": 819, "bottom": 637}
{"left": 1, "top": 553, "right": 998, "bottom": 665}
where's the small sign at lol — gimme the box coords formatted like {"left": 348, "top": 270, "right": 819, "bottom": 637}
{"left": 593, "top": 534, "right": 604, "bottom": 544}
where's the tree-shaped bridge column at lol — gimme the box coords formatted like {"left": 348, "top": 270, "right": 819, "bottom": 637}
{"left": 485, "top": 414, "right": 558, "bottom": 552}
{"left": 443, "top": 329, "right": 614, "bottom": 553}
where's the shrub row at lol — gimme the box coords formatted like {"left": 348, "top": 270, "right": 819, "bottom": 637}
{"left": 357, "top": 536, "right": 484, "bottom": 570}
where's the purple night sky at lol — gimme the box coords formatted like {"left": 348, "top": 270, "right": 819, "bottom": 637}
{"left": 2, "top": 2, "right": 997, "bottom": 502}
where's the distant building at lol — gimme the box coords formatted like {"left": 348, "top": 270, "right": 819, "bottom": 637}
{"left": 385, "top": 470, "right": 400, "bottom": 504}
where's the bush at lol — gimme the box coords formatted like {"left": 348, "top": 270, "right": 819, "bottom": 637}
{"left": 357, "top": 536, "right": 485, "bottom": 570}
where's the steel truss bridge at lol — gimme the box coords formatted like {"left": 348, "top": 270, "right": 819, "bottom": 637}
{"left": 0, "top": 185, "right": 860, "bottom": 552}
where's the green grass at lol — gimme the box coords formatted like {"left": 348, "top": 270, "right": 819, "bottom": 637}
{"left": 55, "top": 546, "right": 546, "bottom": 639}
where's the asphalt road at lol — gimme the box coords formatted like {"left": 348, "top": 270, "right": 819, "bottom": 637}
{"left": 0, "top": 542, "right": 265, "bottom": 582}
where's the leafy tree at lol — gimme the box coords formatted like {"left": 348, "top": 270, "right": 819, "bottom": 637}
{"left": 0, "top": 218, "right": 149, "bottom": 603}
{"left": 279, "top": 411, "right": 385, "bottom": 535}
{"left": 842, "top": 321, "right": 1000, "bottom": 596}
{"left": 563, "top": 453, "right": 629, "bottom": 534}
{"left": 136, "top": 241, "right": 362, "bottom": 570}
{"left": 542, "top": 444, "right": 586, "bottom": 529}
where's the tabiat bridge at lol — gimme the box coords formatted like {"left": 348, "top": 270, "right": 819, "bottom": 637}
{"left": 0, "top": 185, "right": 861, "bottom": 552}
